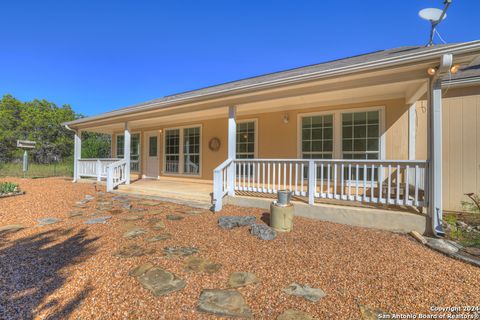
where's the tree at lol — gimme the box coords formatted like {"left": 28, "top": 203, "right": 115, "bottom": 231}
{"left": 0, "top": 95, "right": 79, "bottom": 163}
{"left": 81, "top": 132, "right": 111, "bottom": 158}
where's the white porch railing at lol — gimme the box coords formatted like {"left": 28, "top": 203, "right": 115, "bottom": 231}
{"left": 106, "top": 159, "right": 128, "bottom": 192}
{"left": 78, "top": 158, "right": 120, "bottom": 181}
{"left": 212, "top": 159, "right": 428, "bottom": 211}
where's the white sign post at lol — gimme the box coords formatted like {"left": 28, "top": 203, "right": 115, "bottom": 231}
{"left": 17, "top": 140, "right": 36, "bottom": 177}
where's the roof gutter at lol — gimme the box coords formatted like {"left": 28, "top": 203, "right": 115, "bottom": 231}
{"left": 63, "top": 41, "right": 480, "bottom": 127}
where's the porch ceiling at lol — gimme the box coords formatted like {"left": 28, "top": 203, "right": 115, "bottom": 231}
{"left": 81, "top": 74, "right": 426, "bottom": 134}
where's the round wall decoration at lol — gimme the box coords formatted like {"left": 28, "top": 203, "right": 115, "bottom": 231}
{"left": 208, "top": 137, "right": 221, "bottom": 151}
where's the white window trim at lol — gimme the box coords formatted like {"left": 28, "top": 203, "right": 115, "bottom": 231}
{"left": 297, "top": 106, "right": 386, "bottom": 160}
{"left": 163, "top": 124, "right": 202, "bottom": 177}
{"left": 236, "top": 118, "right": 258, "bottom": 158}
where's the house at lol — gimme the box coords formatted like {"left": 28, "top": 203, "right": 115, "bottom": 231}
{"left": 63, "top": 41, "right": 480, "bottom": 235}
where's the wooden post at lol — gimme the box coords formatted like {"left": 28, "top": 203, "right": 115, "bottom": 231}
{"left": 227, "top": 106, "right": 236, "bottom": 196}
{"left": 124, "top": 122, "right": 131, "bottom": 184}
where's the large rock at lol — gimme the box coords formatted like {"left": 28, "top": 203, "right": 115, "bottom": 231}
{"left": 425, "top": 237, "right": 459, "bottom": 254}
{"left": 130, "top": 264, "right": 186, "bottom": 297}
{"left": 197, "top": 289, "right": 252, "bottom": 318}
{"left": 228, "top": 272, "right": 259, "bottom": 288}
{"left": 166, "top": 214, "right": 184, "bottom": 221}
{"left": 218, "top": 216, "right": 256, "bottom": 229}
{"left": 282, "top": 283, "right": 326, "bottom": 302}
{"left": 185, "top": 257, "right": 221, "bottom": 274}
{"left": 277, "top": 309, "right": 314, "bottom": 320}
{"left": 250, "top": 223, "right": 277, "bottom": 240}
{"left": 121, "top": 214, "right": 143, "bottom": 221}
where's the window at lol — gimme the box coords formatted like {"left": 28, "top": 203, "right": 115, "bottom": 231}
{"left": 165, "top": 129, "right": 180, "bottom": 173}
{"left": 301, "top": 115, "right": 333, "bottom": 160}
{"left": 116, "top": 133, "right": 141, "bottom": 172}
{"left": 116, "top": 136, "right": 124, "bottom": 157}
{"left": 342, "top": 111, "right": 379, "bottom": 160}
{"left": 149, "top": 136, "right": 158, "bottom": 157}
{"left": 342, "top": 111, "right": 380, "bottom": 180}
{"left": 183, "top": 127, "right": 200, "bottom": 174}
{"left": 236, "top": 121, "right": 255, "bottom": 159}
{"left": 164, "top": 126, "right": 201, "bottom": 175}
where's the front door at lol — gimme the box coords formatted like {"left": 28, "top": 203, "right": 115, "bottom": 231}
{"left": 145, "top": 132, "right": 159, "bottom": 178}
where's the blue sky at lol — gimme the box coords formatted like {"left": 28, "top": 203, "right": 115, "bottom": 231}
{"left": 1, "top": 0, "right": 479, "bottom": 116}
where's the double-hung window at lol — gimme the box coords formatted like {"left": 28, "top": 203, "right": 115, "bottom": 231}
{"left": 164, "top": 126, "right": 201, "bottom": 175}
{"left": 236, "top": 121, "right": 256, "bottom": 159}
{"left": 116, "top": 133, "right": 140, "bottom": 172}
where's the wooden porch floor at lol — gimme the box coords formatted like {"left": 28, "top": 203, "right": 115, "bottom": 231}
{"left": 116, "top": 177, "right": 213, "bottom": 208}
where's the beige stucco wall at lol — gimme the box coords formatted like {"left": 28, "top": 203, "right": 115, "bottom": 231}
{"left": 111, "top": 98, "right": 410, "bottom": 181}
{"left": 416, "top": 85, "right": 480, "bottom": 211}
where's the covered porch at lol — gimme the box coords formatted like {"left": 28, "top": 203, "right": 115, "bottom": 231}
{"left": 64, "top": 45, "right": 480, "bottom": 235}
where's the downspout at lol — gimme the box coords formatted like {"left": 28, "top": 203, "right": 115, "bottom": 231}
{"left": 428, "top": 54, "right": 452, "bottom": 237}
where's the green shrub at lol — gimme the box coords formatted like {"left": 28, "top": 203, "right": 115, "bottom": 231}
{"left": 0, "top": 182, "right": 19, "bottom": 194}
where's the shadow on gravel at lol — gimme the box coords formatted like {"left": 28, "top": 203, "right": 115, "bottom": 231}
{"left": 0, "top": 228, "right": 98, "bottom": 320}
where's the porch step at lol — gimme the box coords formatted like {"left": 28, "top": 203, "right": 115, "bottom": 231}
{"left": 116, "top": 179, "right": 212, "bottom": 209}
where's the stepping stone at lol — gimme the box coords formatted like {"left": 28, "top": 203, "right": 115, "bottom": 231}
{"left": 122, "top": 203, "right": 133, "bottom": 210}
{"left": 67, "top": 211, "right": 84, "bottom": 218}
{"left": 113, "top": 245, "right": 154, "bottom": 258}
{"left": 139, "top": 200, "right": 161, "bottom": 206}
{"left": 37, "top": 218, "right": 62, "bottom": 226}
{"left": 121, "top": 214, "right": 143, "bottom": 221}
{"left": 75, "top": 200, "right": 89, "bottom": 205}
{"left": 129, "top": 262, "right": 155, "bottom": 277}
{"left": 282, "top": 283, "right": 326, "bottom": 302}
{"left": 0, "top": 224, "right": 25, "bottom": 233}
{"left": 73, "top": 203, "right": 88, "bottom": 209}
{"left": 113, "top": 195, "right": 129, "bottom": 201}
{"left": 85, "top": 216, "right": 112, "bottom": 224}
{"left": 146, "top": 234, "right": 172, "bottom": 242}
{"left": 250, "top": 223, "right": 277, "bottom": 240}
{"left": 227, "top": 272, "right": 260, "bottom": 288}
{"left": 85, "top": 195, "right": 95, "bottom": 201}
{"left": 185, "top": 256, "right": 221, "bottom": 274}
{"left": 132, "top": 208, "right": 147, "bottom": 212}
{"left": 131, "top": 264, "right": 186, "bottom": 297}
{"left": 149, "top": 210, "right": 164, "bottom": 215}
{"left": 218, "top": 216, "right": 256, "bottom": 229}
{"left": 167, "top": 214, "right": 184, "bottom": 221}
{"left": 123, "top": 227, "right": 147, "bottom": 239}
{"left": 197, "top": 289, "right": 252, "bottom": 318}
{"left": 277, "top": 309, "right": 314, "bottom": 320}
{"left": 151, "top": 221, "right": 166, "bottom": 230}
{"left": 164, "top": 246, "right": 198, "bottom": 257}
{"left": 147, "top": 217, "right": 161, "bottom": 224}
{"left": 358, "top": 303, "right": 387, "bottom": 320}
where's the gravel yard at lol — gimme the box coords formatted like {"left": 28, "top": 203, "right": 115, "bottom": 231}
{"left": 0, "top": 177, "right": 479, "bottom": 319}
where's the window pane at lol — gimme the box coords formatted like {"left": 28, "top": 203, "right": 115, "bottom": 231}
{"left": 354, "top": 112, "right": 366, "bottom": 125}
{"left": 236, "top": 121, "right": 255, "bottom": 158}
{"left": 149, "top": 136, "right": 157, "bottom": 157}
{"left": 368, "top": 111, "right": 379, "bottom": 124}
{"left": 165, "top": 129, "right": 180, "bottom": 173}
{"left": 343, "top": 113, "right": 353, "bottom": 126}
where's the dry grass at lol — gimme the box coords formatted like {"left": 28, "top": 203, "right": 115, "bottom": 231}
{"left": 0, "top": 177, "right": 479, "bottom": 319}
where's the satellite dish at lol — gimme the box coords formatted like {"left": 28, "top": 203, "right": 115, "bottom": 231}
{"left": 419, "top": 8, "right": 447, "bottom": 22}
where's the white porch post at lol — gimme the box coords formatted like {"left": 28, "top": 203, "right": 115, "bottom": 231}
{"left": 408, "top": 103, "right": 416, "bottom": 160}
{"left": 427, "top": 77, "right": 444, "bottom": 236}
{"left": 227, "top": 106, "right": 236, "bottom": 196}
{"left": 73, "top": 130, "right": 81, "bottom": 182}
{"left": 124, "top": 122, "right": 131, "bottom": 185}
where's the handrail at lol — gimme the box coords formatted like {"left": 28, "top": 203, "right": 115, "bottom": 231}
{"left": 212, "top": 158, "right": 429, "bottom": 211}
{"left": 106, "top": 159, "right": 128, "bottom": 192}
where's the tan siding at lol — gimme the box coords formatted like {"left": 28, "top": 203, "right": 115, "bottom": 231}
{"left": 417, "top": 86, "right": 480, "bottom": 211}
